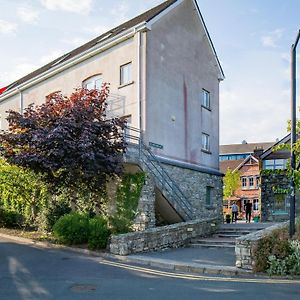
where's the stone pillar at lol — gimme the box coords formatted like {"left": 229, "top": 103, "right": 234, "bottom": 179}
{"left": 133, "top": 175, "right": 156, "bottom": 231}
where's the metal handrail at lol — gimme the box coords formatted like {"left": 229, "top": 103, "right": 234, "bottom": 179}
{"left": 124, "top": 126, "right": 193, "bottom": 219}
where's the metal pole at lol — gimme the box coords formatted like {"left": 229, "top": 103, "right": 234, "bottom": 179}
{"left": 290, "top": 30, "right": 300, "bottom": 237}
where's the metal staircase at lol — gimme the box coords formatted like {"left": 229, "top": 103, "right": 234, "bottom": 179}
{"left": 124, "top": 126, "right": 194, "bottom": 221}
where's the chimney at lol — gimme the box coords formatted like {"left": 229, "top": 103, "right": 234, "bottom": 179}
{"left": 253, "top": 147, "right": 264, "bottom": 158}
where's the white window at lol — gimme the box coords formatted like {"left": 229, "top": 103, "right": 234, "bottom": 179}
{"left": 263, "top": 159, "right": 287, "bottom": 170}
{"left": 83, "top": 75, "right": 102, "bottom": 90}
{"left": 242, "top": 177, "right": 247, "bottom": 189}
{"left": 202, "top": 89, "right": 210, "bottom": 109}
{"left": 256, "top": 177, "right": 260, "bottom": 188}
{"left": 249, "top": 177, "right": 254, "bottom": 189}
{"left": 201, "top": 133, "right": 210, "bottom": 152}
{"left": 120, "top": 62, "right": 132, "bottom": 86}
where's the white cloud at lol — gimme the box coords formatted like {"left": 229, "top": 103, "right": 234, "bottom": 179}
{"left": 40, "top": 50, "right": 65, "bottom": 65}
{"left": 40, "top": 0, "right": 93, "bottom": 15}
{"left": 261, "top": 29, "right": 284, "bottom": 48}
{"left": 0, "top": 63, "right": 38, "bottom": 86}
{"left": 62, "top": 37, "right": 89, "bottom": 47}
{"left": 83, "top": 24, "right": 111, "bottom": 36}
{"left": 17, "top": 6, "right": 40, "bottom": 24}
{"left": 0, "top": 19, "right": 18, "bottom": 34}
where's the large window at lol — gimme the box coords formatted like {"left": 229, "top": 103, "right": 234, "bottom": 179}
{"left": 201, "top": 133, "right": 210, "bottom": 152}
{"left": 253, "top": 199, "right": 259, "bottom": 211}
{"left": 83, "top": 75, "right": 102, "bottom": 90}
{"left": 202, "top": 89, "right": 210, "bottom": 109}
{"left": 120, "top": 62, "right": 132, "bottom": 86}
{"left": 263, "top": 159, "right": 287, "bottom": 170}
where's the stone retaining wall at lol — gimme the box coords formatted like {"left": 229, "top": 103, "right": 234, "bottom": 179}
{"left": 235, "top": 222, "right": 289, "bottom": 270}
{"left": 110, "top": 217, "right": 219, "bottom": 255}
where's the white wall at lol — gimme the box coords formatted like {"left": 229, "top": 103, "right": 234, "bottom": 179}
{"left": 145, "top": 0, "right": 220, "bottom": 170}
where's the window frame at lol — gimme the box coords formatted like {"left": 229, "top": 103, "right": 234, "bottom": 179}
{"left": 202, "top": 89, "right": 211, "bottom": 110}
{"left": 241, "top": 177, "right": 247, "bottom": 190}
{"left": 201, "top": 132, "right": 210, "bottom": 153}
{"left": 120, "top": 62, "right": 133, "bottom": 86}
{"left": 249, "top": 177, "right": 254, "bottom": 189}
{"left": 82, "top": 74, "right": 103, "bottom": 91}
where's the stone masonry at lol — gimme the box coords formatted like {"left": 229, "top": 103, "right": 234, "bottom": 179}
{"left": 110, "top": 217, "right": 219, "bottom": 255}
{"left": 133, "top": 175, "right": 156, "bottom": 231}
{"left": 235, "top": 222, "right": 289, "bottom": 270}
{"left": 162, "top": 163, "right": 223, "bottom": 221}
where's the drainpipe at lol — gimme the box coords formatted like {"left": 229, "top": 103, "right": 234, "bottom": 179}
{"left": 290, "top": 29, "right": 300, "bottom": 237}
{"left": 18, "top": 88, "right": 24, "bottom": 114}
{"left": 137, "top": 30, "right": 142, "bottom": 140}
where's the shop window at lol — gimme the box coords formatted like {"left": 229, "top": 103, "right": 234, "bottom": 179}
{"left": 253, "top": 199, "right": 259, "bottom": 211}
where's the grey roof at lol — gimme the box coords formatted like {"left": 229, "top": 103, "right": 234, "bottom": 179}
{"left": 4, "top": 0, "right": 178, "bottom": 92}
{"left": 220, "top": 142, "right": 275, "bottom": 155}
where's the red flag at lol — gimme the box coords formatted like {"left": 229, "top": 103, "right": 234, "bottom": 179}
{"left": 0, "top": 87, "right": 7, "bottom": 94}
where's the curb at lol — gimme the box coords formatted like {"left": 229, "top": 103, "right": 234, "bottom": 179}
{"left": 0, "top": 232, "right": 252, "bottom": 277}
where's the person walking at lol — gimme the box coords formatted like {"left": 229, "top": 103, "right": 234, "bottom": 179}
{"left": 245, "top": 200, "right": 253, "bottom": 223}
{"left": 231, "top": 202, "right": 238, "bottom": 223}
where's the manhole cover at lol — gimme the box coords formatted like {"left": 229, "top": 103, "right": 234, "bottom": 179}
{"left": 70, "top": 284, "right": 97, "bottom": 293}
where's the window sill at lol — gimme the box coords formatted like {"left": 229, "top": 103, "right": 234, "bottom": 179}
{"left": 201, "top": 149, "right": 212, "bottom": 155}
{"left": 118, "top": 81, "right": 134, "bottom": 89}
{"left": 201, "top": 105, "right": 211, "bottom": 111}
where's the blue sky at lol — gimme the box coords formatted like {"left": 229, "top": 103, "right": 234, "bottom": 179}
{"left": 0, "top": 0, "right": 299, "bottom": 144}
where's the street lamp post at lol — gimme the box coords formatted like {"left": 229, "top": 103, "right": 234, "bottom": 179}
{"left": 290, "top": 30, "right": 300, "bottom": 237}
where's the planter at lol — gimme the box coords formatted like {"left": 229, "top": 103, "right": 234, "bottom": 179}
{"left": 253, "top": 216, "right": 260, "bottom": 223}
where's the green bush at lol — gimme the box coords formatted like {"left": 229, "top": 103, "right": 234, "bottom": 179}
{"left": 53, "top": 213, "right": 89, "bottom": 245}
{"left": 253, "top": 228, "right": 290, "bottom": 272}
{"left": 0, "top": 209, "right": 23, "bottom": 228}
{"left": 109, "top": 216, "right": 132, "bottom": 234}
{"left": 267, "top": 240, "right": 300, "bottom": 276}
{"left": 36, "top": 199, "right": 71, "bottom": 232}
{"left": 88, "top": 217, "right": 110, "bottom": 250}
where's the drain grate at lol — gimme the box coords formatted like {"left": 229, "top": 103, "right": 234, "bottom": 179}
{"left": 70, "top": 284, "right": 97, "bottom": 293}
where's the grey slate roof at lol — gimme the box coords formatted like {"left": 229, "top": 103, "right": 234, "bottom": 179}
{"left": 220, "top": 142, "right": 275, "bottom": 155}
{"left": 5, "top": 0, "right": 178, "bottom": 92}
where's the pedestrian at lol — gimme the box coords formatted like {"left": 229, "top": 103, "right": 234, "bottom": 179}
{"left": 245, "top": 200, "right": 252, "bottom": 223}
{"left": 231, "top": 202, "right": 238, "bottom": 223}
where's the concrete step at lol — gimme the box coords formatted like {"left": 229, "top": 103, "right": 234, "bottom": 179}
{"left": 214, "top": 233, "right": 242, "bottom": 238}
{"left": 216, "top": 230, "right": 252, "bottom": 235}
{"left": 191, "top": 238, "right": 236, "bottom": 245}
{"left": 189, "top": 243, "right": 235, "bottom": 249}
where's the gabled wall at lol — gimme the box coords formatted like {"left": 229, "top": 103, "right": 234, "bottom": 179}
{"left": 145, "top": 0, "right": 220, "bottom": 170}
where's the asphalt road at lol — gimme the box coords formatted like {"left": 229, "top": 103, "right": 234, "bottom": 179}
{"left": 1, "top": 237, "right": 300, "bottom": 300}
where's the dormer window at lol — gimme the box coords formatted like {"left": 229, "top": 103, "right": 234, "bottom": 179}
{"left": 83, "top": 75, "right": 103, "bottom": 90}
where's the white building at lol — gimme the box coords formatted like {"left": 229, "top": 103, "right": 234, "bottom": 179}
{"left": 0, "top": 0, "right": 224, "bottom": 226}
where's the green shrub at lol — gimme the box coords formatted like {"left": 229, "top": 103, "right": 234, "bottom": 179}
{"left": 0, "top": 209, "right": 23, "bottom": 228}
{"left": 253, "top": 228, "right": 290, "bottom": 272}
{"left": 88, "top": 217, "right": 110, "bottom": 250}
{"left": 36, "top": 199, "right": 71, "bottom": 232}
{"left": 109, "top": 216, "right": 132, "bottom": 234}
{"left": 53, "top": 213, "right": 89, "bottom": 245}
{"left": 267, "top": 240, "right": 300, "bottom": 276}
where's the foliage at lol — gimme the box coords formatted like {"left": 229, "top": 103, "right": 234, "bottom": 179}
{"left": 53, "top": 213, "right": 90, "bottom": 245}
{"left": 0, "top": 86, "right": 126, "bottom": 198}
{"left": 223, "top": 168, "right": 240, "bottom": 199}
{"left": 0, "top": 208, "right": 23, "bottom": 228}
{"left": 0, "top": 158, "right": 48, "bottom": 225}
{"left": 253, "top": 228, "right": 291, "bottom": 272}
{"left": 110, "top": 173, "right": 145, "bottom": 234}
{"left": 35, "top": 195, "right": 71, "bottom": 232}
{"left": 267, "top": 240, "right": 300, "bottom": 276}
{"left": 88, "top": 216, "right": 110, "bottom": 250}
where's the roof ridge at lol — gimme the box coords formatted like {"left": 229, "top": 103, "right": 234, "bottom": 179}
{"left": 4, "top": 0, "right": 178, "bottom": 93}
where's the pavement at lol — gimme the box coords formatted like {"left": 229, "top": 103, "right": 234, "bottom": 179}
{"left": 0, "top": 222, "right": 277, "bottom": 278}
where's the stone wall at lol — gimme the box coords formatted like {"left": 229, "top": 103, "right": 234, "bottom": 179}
{"left": 261, "top": 172, "right": 300, "bottom": 222}
{"left": 110, "top": 217, "right": 219, "bottom": 255}
{"left": 235, "top": 222, "right": 288, "bottom": 270}
{"left": 162, "top": 162, "right": 223, "bottom": 221}
{"left": 133, "top": 175, "right": 156, "bottom": 231}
